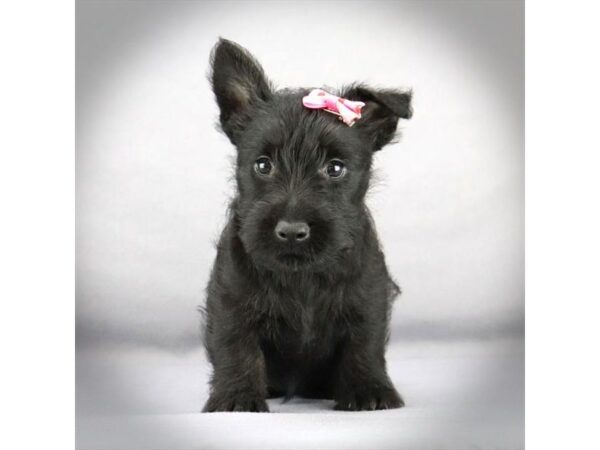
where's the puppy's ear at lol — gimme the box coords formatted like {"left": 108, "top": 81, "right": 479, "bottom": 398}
{"left": 342, "top": 85, "right": 413, "bottom": 151}
{"left": 210, "top": 38, "right": 272, "bottom": 145}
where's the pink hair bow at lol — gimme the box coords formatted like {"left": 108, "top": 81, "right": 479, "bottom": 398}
{"left": 302, "top": 89, "right": 366, "bottom": 126}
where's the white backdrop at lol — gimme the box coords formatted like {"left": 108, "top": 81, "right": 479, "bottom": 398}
{"left": 77, "top": 0, "right": 523, "bottom": 347}
{"left": 76, "top": 1, "right": 524, "bottom": 449}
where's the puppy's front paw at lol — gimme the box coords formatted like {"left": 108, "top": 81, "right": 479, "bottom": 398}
{"left": 202, "top": 393, "right": 269, "bottom": 413}
{"left": 334, "top": 385, "right": 405, "bottom": 411}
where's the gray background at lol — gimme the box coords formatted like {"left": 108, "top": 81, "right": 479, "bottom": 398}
{"left": 76, "top": 1, "right": 524, "bottom": 449}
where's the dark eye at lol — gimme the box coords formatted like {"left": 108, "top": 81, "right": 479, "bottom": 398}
{"left": 324, "top": 159, "right": 346, "bottom": 178}
{"left": 254, "top": 156, "right": 273, "bottom": 175}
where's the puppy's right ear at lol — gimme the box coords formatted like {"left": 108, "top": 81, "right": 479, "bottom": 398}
{"left": 210, "top": 38, "right": 272, "bottom": 145}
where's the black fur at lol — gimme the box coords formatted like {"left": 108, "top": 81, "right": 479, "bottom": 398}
{"left": 202, "top": 38, "right": 413, "bottom": 412}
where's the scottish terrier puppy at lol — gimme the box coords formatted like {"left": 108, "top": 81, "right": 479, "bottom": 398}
{"left": 202, "top": 39, "right": 413, "bottom": 412}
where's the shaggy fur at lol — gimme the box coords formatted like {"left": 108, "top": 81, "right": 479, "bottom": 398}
{"left": 202, "top": 38, "right": 413, "bottom": 412}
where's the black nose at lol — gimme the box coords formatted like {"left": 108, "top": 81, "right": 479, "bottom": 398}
{"left": 275, "top": 220, "right": 310, "bottom": 243}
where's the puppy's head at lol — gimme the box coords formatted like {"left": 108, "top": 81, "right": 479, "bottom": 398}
{"left": 210, "top": 39, "right": 412, "bottom": 272}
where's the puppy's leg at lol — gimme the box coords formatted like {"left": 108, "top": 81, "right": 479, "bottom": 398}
{"left": 203, "top": 325, "right": 269, "bottom": 413}
{"left": 333, "top": 330, "right": 404, "bottom": 411}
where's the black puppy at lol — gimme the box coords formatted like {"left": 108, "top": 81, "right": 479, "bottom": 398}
{"left": 202, "top": 39, "right": 412, "bottom": 412}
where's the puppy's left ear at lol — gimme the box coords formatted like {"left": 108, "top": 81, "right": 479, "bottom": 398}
{"left": 342, "top": 85, "right": 413, "bottom": 151}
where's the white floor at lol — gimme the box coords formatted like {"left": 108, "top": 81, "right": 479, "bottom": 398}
{"left": 76, "top": 337, "right": 523, "bottom": 450}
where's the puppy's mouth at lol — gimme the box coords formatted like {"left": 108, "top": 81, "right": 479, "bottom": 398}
{"left": 275, "top": 249, "right": 323, "bottom": 271}
{"left": 276, "top": 252, "right": 309, "bottom": 266}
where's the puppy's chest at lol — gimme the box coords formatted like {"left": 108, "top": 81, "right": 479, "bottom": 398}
{"left": 258, "top": 288, "right": 342, "bottom": 355}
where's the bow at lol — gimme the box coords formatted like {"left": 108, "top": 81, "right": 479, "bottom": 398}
{"left": 302, "top": 89, "right": 366, "bottom": 126}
